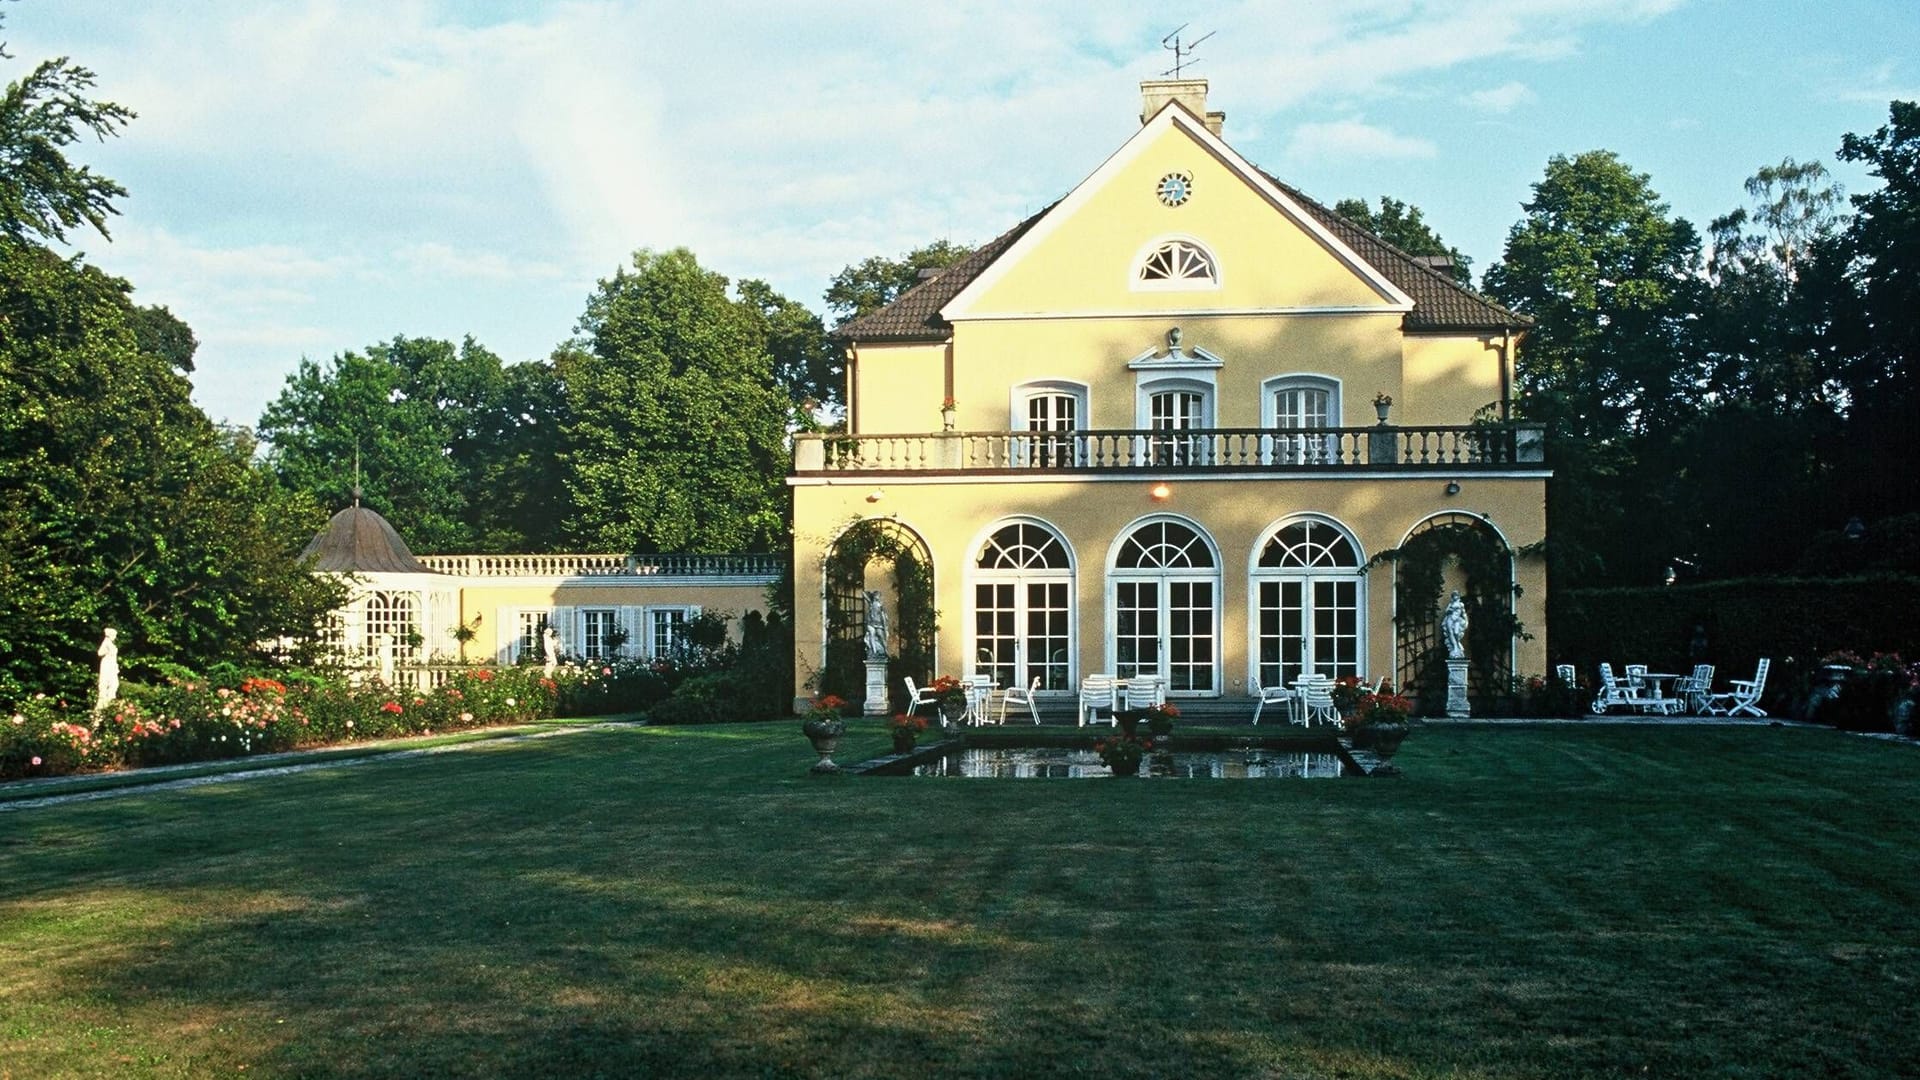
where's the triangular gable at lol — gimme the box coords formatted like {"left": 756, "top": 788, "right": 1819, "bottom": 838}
{"left": 939, "top": 102, "right": 1415, "bottom": 322}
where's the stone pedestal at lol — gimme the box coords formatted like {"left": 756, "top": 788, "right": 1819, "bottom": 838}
{"left": 864, "top": 658, "right": 890, "bottom": 716}
{"left": 1446, "top": 659, "right": 1470, "bottom": 719}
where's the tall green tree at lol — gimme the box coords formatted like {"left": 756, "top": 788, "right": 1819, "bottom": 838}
{"left": 258, "top": 336, "right": 565, "bottom": 553}
{"left": 1833, "top": 100, "right": 1920, "bottom": 522}
{"left": 561, "top": 248, "right": 790, "bottom": 553}
{"left": 824, "top": 239, "right": 973, "bottom": 325}
{"left": 1484, "top": 151, "right": 1706, "bottom": 585}
{"left": 737, "top": 277, "right": 839, "bottom": 412}
{"left": 1334, "top": 196, "right": 1473, "bottom": 285}
{"left": 1, "top": 241, "right": 342, "bottom": 701}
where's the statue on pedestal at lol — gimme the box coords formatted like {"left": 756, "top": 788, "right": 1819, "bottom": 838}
{"left": 542, "top": 625, "right": 560, "bottom": 677}
{"left": 864, "top": 590, "right": 890, "bottom": 660}
{"left": 1441, "top": 591, "right": 1469, "bottom": 659}
{"left": 95, "top": 627, "right": 119, "bottom": 713}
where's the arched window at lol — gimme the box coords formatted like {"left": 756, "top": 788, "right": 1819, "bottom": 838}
{"left": 364, "top": 591, "right": 420, "bottom": 662}
{"left": 1012, "top": 380, "right": 1088, "bottom": 468}
{"left": 1134, "top": 238, "right": 1220, "bottom": 289}
{"left": 1111, "top": 519, "right": 1219, "bottom": 693}
{"left": 972, "top": 521, "right": 1075, "bottom": 692}
{"left": 1251, "top": 517, "right": 1364, "bottom": 687}
{"left": 1262, "top": 375, "right": 1341, "bottom": 464}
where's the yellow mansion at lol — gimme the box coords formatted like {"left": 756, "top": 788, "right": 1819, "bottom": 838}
{"left": 789, "top": 80, "right": 1548, "bottom": 713}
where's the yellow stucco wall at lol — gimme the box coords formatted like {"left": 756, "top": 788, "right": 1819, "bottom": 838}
{"left": 1400, "top": 334, "right": 1508, "bottom": 426}
{"left": 850, "top": 342, "right": 947, "bottom": 434}
{"left": 791, "top": 475, "right": 1547, "bottom": 702}
{"left": 958, "top": 119, "right": 1396, "bottom": 316}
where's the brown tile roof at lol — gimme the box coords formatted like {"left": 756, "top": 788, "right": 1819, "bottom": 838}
{"left": 834, "top": 175, "right": 1526, "bottom": 343}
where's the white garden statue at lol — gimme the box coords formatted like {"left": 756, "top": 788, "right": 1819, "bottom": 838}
{"left": 1441, "top": 591, "right": 1469, "bottom": 659}
{"left": 95, "top": 627, "right": 119, "bottom": 712}
{"left": 864, "top": 590, "right": 890, "bottom": 660}
{"left": 542, "top": 625, "right": 559, "bottom": 677}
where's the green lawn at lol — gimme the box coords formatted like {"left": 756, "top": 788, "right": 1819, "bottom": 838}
{"left": 2, "top": 721, "right": 1916, "bottom": 1078}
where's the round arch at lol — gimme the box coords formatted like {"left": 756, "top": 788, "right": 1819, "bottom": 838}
{"left": 822, "top": 517, "right": 936, "bottom": 709}
{"left": 1386, "top": 512, "right": 1518, "bottom": 711}
{"left": 1246, "top": 514, "right": 1367, "bottom": 690}
{"left": 966, "top": 517, "right": 1078, "bottom": 694}
{"left": 1105, "top": 515, "right": 1222, "bottom": 695}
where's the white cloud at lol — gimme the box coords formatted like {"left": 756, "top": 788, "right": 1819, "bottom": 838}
{"left": 1465, "top": 81, "right": 1538, "bottom": 113}
{"left": 1287, "top": 120, "right": 1439, "bottom": 161}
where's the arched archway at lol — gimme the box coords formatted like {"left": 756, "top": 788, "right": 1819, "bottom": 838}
{"left": 822, "top": 518, "right": 934, "bottom": 708}
{"left": 1384, "top": 513, "right": 1518, "bottom": 711}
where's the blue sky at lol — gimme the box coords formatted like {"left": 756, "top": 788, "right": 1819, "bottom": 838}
{"left": 10, "top": 0, "right": 1917, "bottom": 427}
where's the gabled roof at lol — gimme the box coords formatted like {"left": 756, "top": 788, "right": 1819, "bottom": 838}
{"left": 832, "top": 207, "right": 1053, "bottom": 342}
{"left": 833, "top": 108, "right": 1527, "bottom": 342}
{"left": 300, "top": 505, "right": 438, "bottom": 574}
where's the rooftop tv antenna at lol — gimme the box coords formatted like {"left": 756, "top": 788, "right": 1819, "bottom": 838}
{"left": 1160, "top": 24, "right": 1215, "bottom": 78}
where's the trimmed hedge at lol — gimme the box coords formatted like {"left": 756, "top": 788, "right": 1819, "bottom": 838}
{"left": 1553, "top": 574, "right": 1920, "bottom": 713}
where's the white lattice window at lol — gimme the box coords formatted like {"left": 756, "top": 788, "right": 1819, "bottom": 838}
{"left": 581, "top": 609, "right": 619, "bottom": 659}
{"left": 1253, "top": 518, "right": 1365, "bottom": 688}
{"left": 973, "top": 521, "right": 1075, "bottom": 693}
{"left": 1110, "top": 519, "right": 1219, "bottom": 693}
{"left": 649, "top": 607, "right": 694, "bottom": 658}
{"left": 1135, "top": 239, "right": 1219, "bottom": 289}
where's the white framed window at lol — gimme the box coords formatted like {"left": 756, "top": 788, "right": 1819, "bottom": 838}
{"left": 581, "top": 608, "right": 620, "bottom": 659}
{"left": 1261, "top": 375, "right": 1342, "bottom": 464}
{"left": 365, "top": 591, "right": 420, "bottom": 662}
{"left": 1136, "top": 376, "right": 1213, "bottom": 466}
{"left": 1011, "top": 380, "right": 1088, "bottom": 468}
{"left": 971, "top": 520, "right": 1075, "bottom": 693}
{"left": 1251, "top": 516, "right": 1365, "bottom": 688}
{"left": 1109, "top": 518, "right": 1220, "bottom": 694}
{"left": 1131, "top": 236, "right": 1221, "bottom": 291}
{"left": 647, "top": 606, "right": 697, "bottom": 659}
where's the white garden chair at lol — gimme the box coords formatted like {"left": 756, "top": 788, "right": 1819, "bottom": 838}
{"left": 1078, "top": 675, "right": 1115, "bottom": 727}
{"left": 1249, "top": 674, "right": 1294, "bottom": 726}
{"left": 998, "top": 676, "right": 1042, "bottom": 725}
{"left": 1124, "top": 676, "right": 1164, "bottom": 713}
{"left": 1555, "top": 663, "right": 1577, "bottom": 687}
{"left": 962, "top": 675, "right": 995, "bottom": 726}
{"left": 902, "top": 676, "right": 938, "bottom": 717}
{"left": 1705, "top": 659, "right": 1771, "bottom": 718}
{"left": 1674, "top": 664, "right": 1714, "bottom": 714}
{"left": 1593, "top": 664, "right": 1634, "bottom": 714}
{"left": 1299, "top": 678, "right": 1340, "bottom": 727}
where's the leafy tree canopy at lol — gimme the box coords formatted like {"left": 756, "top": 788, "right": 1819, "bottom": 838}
{"left": 1333, "top": 196, "right": 1472, "bottom": 286}
{"left": 258, "top": 336, "right": 566, "bottom": 553}
{"left": 736, "top": 277, "right": 839, "bottom": 413}
{"left": 561, "top": 248, "right": 790, "bottom": 554}
{"left": 0, "top": 13, "right": 134, "bottom": 243}
{"left": 823, "top": 239, "right": 972, "bottom": 325}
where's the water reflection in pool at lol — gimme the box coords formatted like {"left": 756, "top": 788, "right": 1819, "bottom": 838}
{"left": 914, "top": 747, "right": 1348, "bottom": 779}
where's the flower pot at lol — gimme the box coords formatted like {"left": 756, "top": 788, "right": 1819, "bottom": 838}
{"left": 802, "top": 719, "right": 845, "bottom": 774}
{"left": 939, "top": 697, "right": 967, "bottom": 726}
{"left": 1116, "top": 711, "right": 1140, "bottom": 739}
{"left": 891, "top": 731, "right": 917, "bottom": 755}
{"left": 1363, "top": 720, "right": 1409, "bottom": 761}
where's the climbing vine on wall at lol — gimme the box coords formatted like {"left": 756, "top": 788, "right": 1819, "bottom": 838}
{"left": 822, "top": 518, "right": 937, "bottom": 708}
{"left": 1365, "top": 516, "right": 1526, "bottom": 713}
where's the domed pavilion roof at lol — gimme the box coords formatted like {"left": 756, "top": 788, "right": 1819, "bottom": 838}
{"left": 300, "top": 504, "right": 437, "bottom": 574}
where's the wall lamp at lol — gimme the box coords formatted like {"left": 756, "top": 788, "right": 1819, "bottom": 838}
{"left": 1444, "top": 481, "right": 1461, "bottom": 497}
{"left": 1150, "top": 482, "right": 1173, "bottom": 501}
{"left": 866, "top": 488, "right": 885, "bottom": 503}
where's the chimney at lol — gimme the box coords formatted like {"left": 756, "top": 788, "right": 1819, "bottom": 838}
{"left": 1140, "top": 78, "right": 1225, "bottom": 135}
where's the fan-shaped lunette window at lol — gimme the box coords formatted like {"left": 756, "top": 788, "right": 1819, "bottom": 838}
{"left": 1137, "top": 240, "right": 1218, "bottom": 285}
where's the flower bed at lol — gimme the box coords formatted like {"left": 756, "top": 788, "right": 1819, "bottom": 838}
{"left": 2, "top": 666, "right": 564, "bottom": 781}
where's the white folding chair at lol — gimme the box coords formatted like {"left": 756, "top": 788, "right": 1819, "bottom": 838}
{"left": 1249, "top": 674, "right": 1293, "bottom": 725}
{"left": 902, "top": 676, "right": 937, "bottom": 717}
{"left": 962, "top": 675, "right": 995, "bottom": 726}
{"left": 1555, "top": 663, "right": 1577, "bottom": 687}
{"left": 1705, "top": 659, "right": 1770, "bottom": 718}
{"left": 1078, "top": 676, "right": 1115, "bottom": 727}
{"left": 998, "top": 676, "right": 1042, "bottom": 725}
{"left": 1674, "top": 664, "right": 1714, "bottom": 714}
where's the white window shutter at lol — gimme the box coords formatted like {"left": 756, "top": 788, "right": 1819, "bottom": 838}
{"left": 551, "top": 606, "right": 575, "bottom": 654}
{"left": 620, "top": 606, "right": 642, "bottom": 658}
{"left": 496, "top": 607, "right": 516, "bottom": 665}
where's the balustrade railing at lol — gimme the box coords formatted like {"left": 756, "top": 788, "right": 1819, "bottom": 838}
{"left": 796, "top": 425, "right": 1545, "bottom": 474}
{"left": 417, "top": 553, "right": 786, "bottom": 578}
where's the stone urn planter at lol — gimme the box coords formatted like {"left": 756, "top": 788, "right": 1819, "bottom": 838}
{"left": 802, "top": 718, "right": 846, "bottom": 774}
{"left": 892, "top": 730, "right": 918, "bottom": 755}
{"left": 1361, "top": 719, "right": 1410, "bottom": 761}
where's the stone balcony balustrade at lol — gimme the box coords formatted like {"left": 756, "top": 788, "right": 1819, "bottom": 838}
{"left": 416, "top": 553, "right": 785, "bottom": 578}
{"left": 792, "top": 424, "right": 1547, "bottom": 475}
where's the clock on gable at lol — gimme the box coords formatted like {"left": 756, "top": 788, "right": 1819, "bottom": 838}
{"left": 1155, "top": 171, "right": 1193, "bottom": 207}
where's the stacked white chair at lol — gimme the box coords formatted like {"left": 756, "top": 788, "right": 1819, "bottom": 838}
{"left": 1078, "top": 675, "right": 1115, "bottom": 727}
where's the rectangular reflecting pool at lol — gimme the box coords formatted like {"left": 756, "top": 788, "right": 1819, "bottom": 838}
{"left": 913, "top": 746, "right": 1350, "bottom": 779}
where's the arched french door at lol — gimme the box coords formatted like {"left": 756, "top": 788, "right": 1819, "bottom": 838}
{"left": 1251, "top": 516, "right": 1365, "bottom": 687}
{"left": 1109, "top": 518, "right": 1220, "bottom": 695}
{"left": 971, "top": 520, "right": 1074, "bottom": 692}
